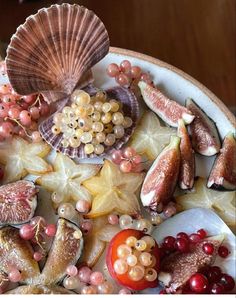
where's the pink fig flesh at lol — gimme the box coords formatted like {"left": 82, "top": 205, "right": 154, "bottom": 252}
{"left": 186, "top": 98, "right": 221, "bottom": 156}
{"left": 0, "top": 180, "right": 38, "bottom": 226}
{"left": 141, "top": 136, "right": 181, "bottom": 211}
{"left": 160, "top": 234, "right": 224, "bottom": 293}
{"left": 177, "top": 119, "right": 195, "bottom": 189}
{"left": 207, "top": 132, "right": 236, "bottom": 190}
{"left": 138, "top": 81, "right": 194, "bottom": 127}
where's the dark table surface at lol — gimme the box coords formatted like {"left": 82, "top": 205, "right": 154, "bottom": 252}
{"left": 0, "top": 0, "right": 235, "bottom": 110}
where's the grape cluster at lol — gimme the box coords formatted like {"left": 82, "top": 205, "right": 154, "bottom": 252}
{"left": 111, "top": 147, "right": 143, "bottom": 173}
{"left": 106, "top": 59, "right": 152, "bottom": 87}
{"left": 0, "top": 83, "right": 50, "bottom": 142}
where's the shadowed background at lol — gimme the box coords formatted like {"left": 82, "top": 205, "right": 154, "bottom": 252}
{"left": 0, "top": 0, "right": 235, "bottom": 110}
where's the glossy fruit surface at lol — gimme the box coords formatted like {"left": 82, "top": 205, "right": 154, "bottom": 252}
{"left": 189, "top": 273, "right": 208, "bottom": 293}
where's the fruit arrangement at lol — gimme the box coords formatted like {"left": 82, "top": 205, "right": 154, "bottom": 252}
{"left": 0, "top": 2, "right": 235, "bottom": 295}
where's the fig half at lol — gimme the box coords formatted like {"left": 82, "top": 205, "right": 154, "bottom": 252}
{"left": 159, "top": 234, "right": 224, "bottom": 293}
{"left": 141, "top": 135, "right": 181, "bottom": 211}
{"left": 186, "top": 98, "right": 221, "bottom": 156}
{"left": 138, "top": 81, "right": 194, "bottom": 127}
{"left": 0, "top": 226, "right": 40, "bottom": 283}
{"left": 207, "top": 132, "right": 236, "bottom": 190}
{"left": 35, "top": 218, "right": 83, "bottom": 285}
{"left": 177, "top": 119, "right": 195, "bottom": 189}
{"left": 0, "top": 180, "right": 38, "bottom": 226}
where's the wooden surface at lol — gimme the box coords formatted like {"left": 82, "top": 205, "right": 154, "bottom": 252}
{"left": 0, "top": 0, "right": 235, "bottom": 109}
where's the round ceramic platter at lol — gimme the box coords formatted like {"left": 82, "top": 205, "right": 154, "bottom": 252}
{"left": 0, "top": 47, "right": 235, "bottom": 294}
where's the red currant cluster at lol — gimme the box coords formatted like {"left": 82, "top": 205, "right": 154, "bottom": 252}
{"left": 19, "top": 216, "right": 57, "bottom": 262}
{"left": 159, "top": 229, "right": 234, "bottom": 294}
{"left": 0, "top": 83, "right": 50, "bottom": 142}
{"left": 106, "top": 60, "right": 152, "bottom": 88}
{"left": 111, "top": 147, "right": 143, "bottom": 173}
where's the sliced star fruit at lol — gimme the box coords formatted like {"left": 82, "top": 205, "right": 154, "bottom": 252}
{"left": 36, "top": 153, "right": 100, "bottom": 206}
{"left": 6, "top": 285, "right": 73, "bottom": 294}
{"left": 138, "top": 81, "right": 194, "bottom": 127}
{"left": 84, "top": 160, "right": 144, "bottom": 218}
{"left": 34, "top": 218, "right": 83, "bottom": 285}
{"left": 0, "top": 137, "right": 51, "bottom": 183}
{"left": 0, "top": 180, "right": 38, "bottom": 226}
{"left": 207, "top": 132, "right": 236, "bottom": 190}
{"left": 80, "top": 216, "right": 121, "bottom": 267}
{"left": 177, "top": 119, "right": 195, "bottom": 190}
{"left": 129, "top": 111, "right": 176, "bottom": 160}
{"left": 186, "top": 98, "right": 221, "bottom": 156}
{"left": 141, "top": 136, "right": 181, "bottom": 211}
{"left": 159, "top": 234, "right": 224, "bottom": 293}
{"left": 0, "top": 226, "right": 40, "bottom": 283}
{"left": 176, "top": 177, "right": 236, "bottom": 233}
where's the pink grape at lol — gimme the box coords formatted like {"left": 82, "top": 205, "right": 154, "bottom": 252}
{"left": 0, "top": 84, "right": 11, "bottom": 94}
{"left": 107, "top": 63, "right": 120, "bottom": 77}
{"left": 123, "top": 147, "right": 136, "bottom": 159}
{"left": 8, "top": 268, "right": 22, "bottom": 283}
{"left": 29, "top": 121, "right": 38, "bottom": 131}
{"left": 132, "top": 154, "right": 142, "bottom": 164}
{"left": 30, "top": 216, "right": 46, "bottom": 227}
{"left": 0, "top": 121, "right": 14, "bottom": 138}
{"left": 31, "top": 131, "right": 42, "bottom": 143}
{"left": 19, "top": 128, "right": 26, "bottom": 138}
{"left": 130, "top": 66, "right": 142, "bottom": 79}
{"left": 19, "top": 110, "right": 32, "bottom": 126}
{"left": 30, "top": 107, "right": 40, "bottom": 120}
{"left": 78, "top": 266, "right": 92, "bottom": 283}
{"left": 66, "top": 265, "right": 78, "bottom": 277}
{"left": 22, "top": 95, "right": 35, "bottom": 104}
{"left": 44, "top": 224, "right": 57, "bottom": 237}
{"left": 39, "top": 102, "right": 50, "bottom": 116}
{"left": 8, "top": 107, "right": 21, "bottom": 119}
{"left": 33, "top": 251, "right": 43, "bottom": 262}
{"left": 140, "top": 73, "right": 152, "bottom": 84}
{"left": 19, "top": 224, "right": 35, "bottom": 240}
{"left": 81, "top": 220, "right": 93, "bottom": 234}
{"left": 90, "top": 271, "right": 104, "bottom": 286}
{"left": 120, "top": 60, "right": 131, "bottom": 74}
{"left": 108, "top": 214, "right": 119, "bottom": 225}
{"left": 0, "top": 103, "right": 9, "bottom": 118}
{"left": 115, "top": 73, "right": 130, "bottom": 86}
{"left": 120, "top": 160, "right": 132, "bottom": 172}
{"left": 76, "top": 200, "right": 91, "bottom": 213}
{"left": 111, "top": 149, "right": 123, "bottom": 164}
{"left": 1, "top": 94, "right": 16, "bottom": 106}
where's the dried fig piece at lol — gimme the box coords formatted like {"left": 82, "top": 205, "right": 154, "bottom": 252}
{"left": 0, "top": 181, "right": 38, "bottom": 226}
{"left": 35, "top": 218, "right": 83, "bottom": 285}
{"left": 141, "top": 136, "right": 181, "bottom": 211}
{"left": 159, "top": 234, "right": 224, "bottom": 293}
{"left": 177, "top": 119, "right": 195, "bottom": 190}
{"left": 0, "top": 226, "right": 40, "bottom": 283}
{"left": 186, "top": 98, "right": 221, "bottom": 156}
{"left": 6, "top": 285, "right": 73, "bottom": 294}
{"left": 207, "top": 132, "right": 236, "bottom": 190}
{"left": 138, "top": 81, "right": 194, "bottom": 127}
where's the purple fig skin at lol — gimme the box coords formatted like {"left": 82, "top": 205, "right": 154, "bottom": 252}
{"left": 141, "top": 136, "right": 181, "bottom": 211}
{"left": 138, "top": 81, "right": 194, "bottom": 127}
{"left": 159, "top": 234, "right": 224, "bottom": 293}
{"left": 186, "top": 98, "right": 221, "bottom": 156}
{"left": 207, "top": 132, "right": 236, "bottom": 190}
{"left": 177, "top": 119, "right": 195, "bottom": 190}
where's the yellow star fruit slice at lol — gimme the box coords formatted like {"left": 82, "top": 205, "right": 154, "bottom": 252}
{"left": 0, "top": 137, "right": 51, "bottom": 183}
{"left": 83, "top": 160, "right": 144, "bottom": 218}
{"left": 36, "top": 153, "right": 100, "bottom": 204}
{"left": 129, "top": 111, "right": 176, "bottom": 160}
{"left": 176, "top": 177, "right": 236, "bottom": 233}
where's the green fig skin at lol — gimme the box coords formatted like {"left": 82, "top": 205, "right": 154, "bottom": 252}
{"left": 208, "top": 132, "right": 236, "bottom": 190}
{"left": 141, "top": 136, "right": 181, "bottom": 211}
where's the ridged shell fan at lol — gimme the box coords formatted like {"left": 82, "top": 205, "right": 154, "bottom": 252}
{"left": 6, "top": 3, "right": 109, "bottom": 102}
{"left": 6, "top": 3, "right": 139, "bottom": 159}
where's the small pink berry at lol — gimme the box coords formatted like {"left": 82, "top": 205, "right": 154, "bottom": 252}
{"left": 19, "top": 224, "right": 35, "bottom": 240}
{"left": 19, "top": 110, "right": 32, "bottom": 126}
{"left": 115, "top": 73, "right": 130, "bottom": 86}
{"left": 106, "top": 63, "right": 120, "bottom": 77}
{"left": 66, "top": 265, "right": 78, "bottom": 277}
{"left": 31, "top": 131, "right": 42, "bottom": 143}
{"left": 111, "top": 150, "right": 123, "bottom": 165}
{"left": 108, "top": 214, "right": 119, "bottom": 225}
{"left": 120, "top": 160, "right": 132, "bottom": 173}
{"left": 119, "top": 288, "right": 132, "bottom": 294}
{"left": 44, "top": 224, "right": 57, "bottom": 237}
{"left": 29, "top": 106, "right": 40, "bottom": 120}
{"left": 8, "top": 268, "right": 22, "bottom": 283}
{"left": 33, "top": 251, "right": 43, "bottom": 262}
{"left": 132, "top": 154, "right": 142, "bottom": 164}
{"left": 22, "top": 95, "right": 36, "bottom": 104}
{"left": 78, "top": 266, "right": 92, "bottom": 283}
{"left": 76, "top": 200, "right": 90, "bottom": 213}
{"left": 123, "top": 147, "right": 136, "bottom": 159}
{"left": 90, "top": 271, "right": 104, "bottom": 286}
{"left": 81, "top": 220, "right": 93, "bottom": 234}
{"left": 120, "top": 60, "right": 131, "bottom": 74}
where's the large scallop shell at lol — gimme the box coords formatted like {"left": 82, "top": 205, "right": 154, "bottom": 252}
{"left": 39, "top": 84, "right": 139, "bottom": 159}
{"left": 6, "top": 3, "right": 109, "bottom": 103}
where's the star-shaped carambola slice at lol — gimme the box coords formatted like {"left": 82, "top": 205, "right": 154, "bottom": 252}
{"left": 84, "top": 160, "right": 144, "bottom": 218}
{"left": 176, "top": 178, "right": 236, "bottom": 233}
{"left": 36, "top": 153, "right": 100, "bottom": 204}
{"left": 0, "top": 137, "right": 51, "bottom": 183}
{"left": 129, "top": 111, "right": 176, "bottom": 160}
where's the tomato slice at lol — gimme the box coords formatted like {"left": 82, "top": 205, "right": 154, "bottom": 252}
{"left": 106, "top": 229, "right": 160, "bottom": 291}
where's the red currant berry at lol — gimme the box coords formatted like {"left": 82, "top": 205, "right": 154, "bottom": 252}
{"left": 175, "top": 238, "right": 189, "bottom": 253}
{"left": 19, "top": 224, "right": 35, "bottom": 240}
{"left": 189, "top": 273, "right": 209, "bottom": 293}
{"left": 209, "top": 283, "right": 225, "bottom": 294}
{"left": 206, "top": 266, "right": 222, "bottom": 283}
{"left": 203, "top": 242, "right": 214, "bottom": 255}
{"left": 176, "top": 232, "right": 189, "bottom": 242}
{"left": 219, "top": 274, "right": 235, "bottom": 291}
{"left": 44, "top": 224, "right": 57, "bottom": 237}
{"left": 162, "top": 236, "right": 176, "bottom": 251}
{"left": 197, "top": 228, "right": 207, "bottom": 239}
{"left": 218, "top": 245, "right": 230, "bottom": 258}
{"left": 189, "top": 233, "right": 201, "bottom": 243}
